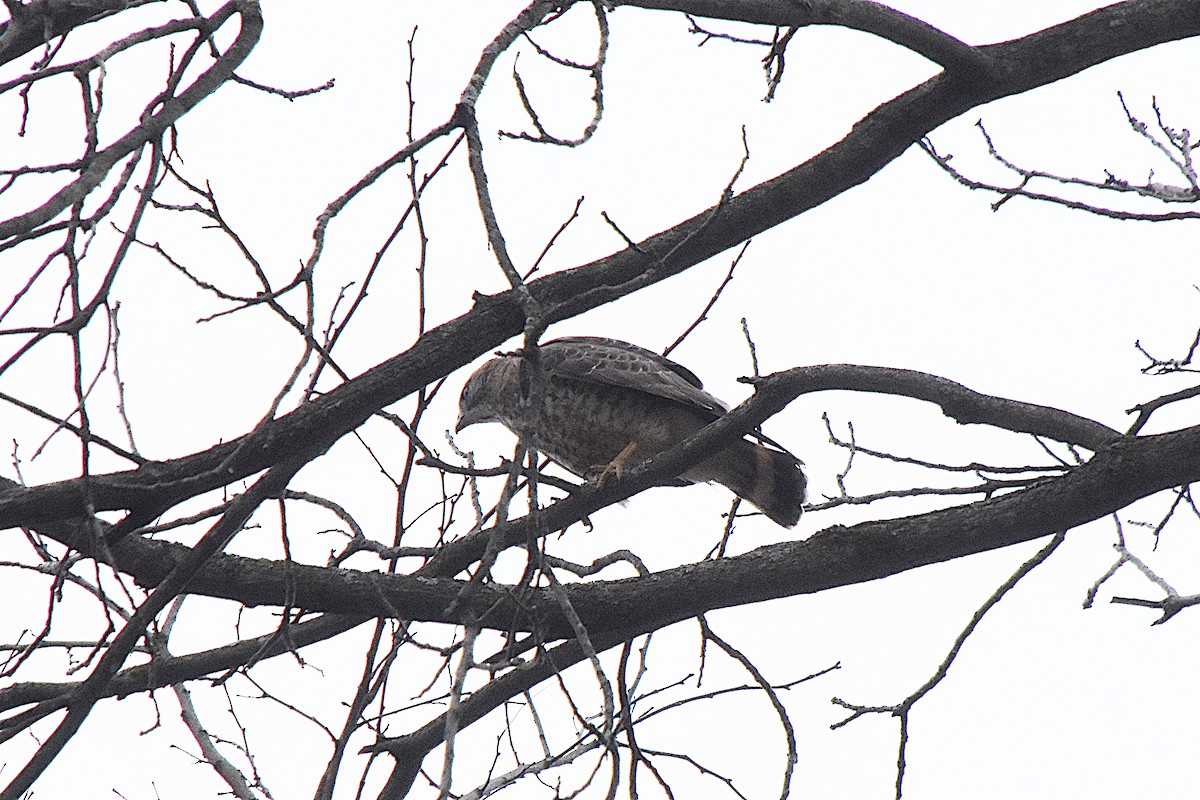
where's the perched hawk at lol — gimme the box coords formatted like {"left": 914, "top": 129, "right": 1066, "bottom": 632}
{"left": 456, "top": 336, "right": 806, "bottom": 527}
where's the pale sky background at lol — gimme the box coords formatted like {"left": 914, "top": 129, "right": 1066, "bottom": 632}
{"left": 2, "top": 1, "right": 1199, "bottom": 798}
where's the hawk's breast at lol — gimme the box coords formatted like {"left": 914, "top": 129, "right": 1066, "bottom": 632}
{"left": 531, "top": 376, "right": 711, "bottom": 478}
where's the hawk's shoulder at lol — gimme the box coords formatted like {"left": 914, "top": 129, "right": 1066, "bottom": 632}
{"left": 540, "top": 336, "right": 727, "bottom": 417}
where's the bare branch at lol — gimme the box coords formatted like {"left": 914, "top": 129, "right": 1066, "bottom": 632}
{"left": 831, "top": 532, "right": 1065, "bottom": 798}
{"left": 634, "top": 0, "right": 987, "bottom": 73}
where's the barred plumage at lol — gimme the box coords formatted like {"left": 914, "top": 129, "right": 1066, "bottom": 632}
{"left": 456, "top": 337, "right": 806, "bottom": 527}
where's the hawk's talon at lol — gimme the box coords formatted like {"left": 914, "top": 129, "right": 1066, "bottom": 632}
{"left": 591, "top": 441, "right": 639, "bottom": 484}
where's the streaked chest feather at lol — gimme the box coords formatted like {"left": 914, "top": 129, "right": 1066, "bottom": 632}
{"left": 502, "top": 377, "right": 709, "bottom": 476}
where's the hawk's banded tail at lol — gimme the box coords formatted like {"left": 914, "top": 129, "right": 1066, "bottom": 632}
{"left": 688, "top": 440, "right": 807, "bottom": 528}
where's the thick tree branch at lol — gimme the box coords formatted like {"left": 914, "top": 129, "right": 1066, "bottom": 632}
{"left": 620, "top": 0, "right": 988, "bottom": 73}
{"left": 749, "top": 365, "right": 1121, "bottom": 450}
{"left": 0, "top": 0, "right": 125, "bottom": 66}
{"left": 14, "top": 421, "right": 1195, "bottom": 644}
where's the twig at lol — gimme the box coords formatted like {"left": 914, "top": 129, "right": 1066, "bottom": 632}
{"left": 831, "top": 532, "right": 1065, "bottom": 799}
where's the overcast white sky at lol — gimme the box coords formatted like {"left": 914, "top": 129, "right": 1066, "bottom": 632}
{"left": 2, "top": 1, "right": 1200, "bottom": 798}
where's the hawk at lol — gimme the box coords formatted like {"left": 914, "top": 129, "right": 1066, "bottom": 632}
{"left": 456, "top": 336, "right": 806, "bottom": 527}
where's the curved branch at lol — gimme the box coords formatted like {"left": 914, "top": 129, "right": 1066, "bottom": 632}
{"left": 748, "top": 364, "right": 1121, "bottom": 450}
{"left": 622, "top": 0, "right": 988, "bottom": 73}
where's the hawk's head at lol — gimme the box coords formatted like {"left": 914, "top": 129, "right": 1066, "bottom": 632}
{"left": 456, "top": 356, "right": 518, "bottom": 433}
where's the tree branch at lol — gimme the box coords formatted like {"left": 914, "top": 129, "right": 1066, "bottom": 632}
{"left": 13, "top": 421, "right": 1197, "bottom": 643}
{"left": 620, "top": 0, "right": 988, "bottom": 74}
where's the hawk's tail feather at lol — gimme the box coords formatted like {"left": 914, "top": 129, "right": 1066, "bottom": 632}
{"left": 691, "top": 440, "right": 807, "bottom": 528}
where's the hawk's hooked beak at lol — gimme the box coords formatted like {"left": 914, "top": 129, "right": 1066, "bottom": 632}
{"left": 455, "top": 409, "right": 481, "bottom": 433}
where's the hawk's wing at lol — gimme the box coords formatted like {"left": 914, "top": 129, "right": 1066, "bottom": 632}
{"left": 539, "top": 336, "right": 727, "bottom": 417}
